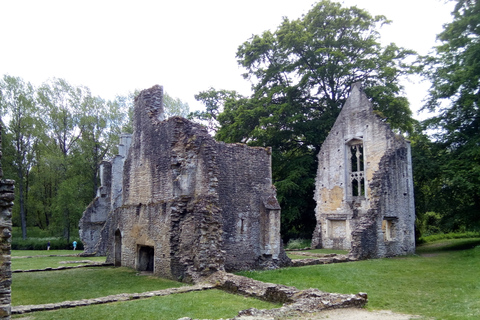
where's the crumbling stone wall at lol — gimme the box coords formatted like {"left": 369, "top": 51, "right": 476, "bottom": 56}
{"left": 0, "top": 124, "right": 14, "bottom": 319}
{"left": 85, "top": 85, "right": 288, "bottom": 282}
{"left": 311, "top": 83, "right": 415, "bottom": 259}
{"left": 79, "top": 134, "right": 131, "bottom": 255}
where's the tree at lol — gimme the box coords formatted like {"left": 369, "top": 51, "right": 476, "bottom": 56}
{"left": 190, "top": 88, "right": 243, "bottom": 133}
{"left": 194, "top": 1, "right": 418, "bottom": 239}
{"left": 422, "top": 0, "right": 480, "bottom": 231}
{"left": 0, "top": 75, "right": 39, "bottom": 239}
{"left": 163, "top": 92, "right": 190, "bottom": 119}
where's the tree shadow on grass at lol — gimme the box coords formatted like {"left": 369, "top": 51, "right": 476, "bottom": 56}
{"left": 416, "top": 238, "right": 480, "bottom": 255}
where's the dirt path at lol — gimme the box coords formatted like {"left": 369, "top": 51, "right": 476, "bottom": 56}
{"left": 233, "top": 308, "right": 423, "bottom": 320}
{"left": 291, "top": 308, "right": 422, "bottom": 319}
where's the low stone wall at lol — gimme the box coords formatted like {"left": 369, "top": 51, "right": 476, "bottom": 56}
{"left": 11, "top": 268, "right": 367, "bottom": 318}
{"left": 290, "top": 254, "right": 358, "bottom": 267}
{"left": 12, "top": 262, "right": 113, "bottom": 273}
{"left": 203, "top": 271, "right": 367, "bottom": 317}
{"left": 12, "top": 284, "right": 215, "bottom": 315}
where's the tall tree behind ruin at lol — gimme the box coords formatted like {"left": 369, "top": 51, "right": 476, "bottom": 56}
{"left": 0, "top": 75, "right": 39, "bottom": 239}
{"left": 0, "top": 75, "right": 190, "bottom": 240}
{"left": 419, "top": 0, "right": 480, "bottom": 231}
{"left": 193, "top": 0, "right": 418, "bottom": 239}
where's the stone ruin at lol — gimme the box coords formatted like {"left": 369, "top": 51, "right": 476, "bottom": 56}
{"left": 79, "top": 133, "right": 131, "bottom": 256}
{"left": 80, "top": 85, "right": 289, "bottom": 282}
{"left": 311, "top": 83, "right": 415, "bottom": 258}
{"left": 0, "top": 123, "right": 14, "bottom": 319}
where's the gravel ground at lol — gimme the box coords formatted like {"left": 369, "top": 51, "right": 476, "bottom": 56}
{"left": 234, "top": 308, "right": 424, "bottom": 320}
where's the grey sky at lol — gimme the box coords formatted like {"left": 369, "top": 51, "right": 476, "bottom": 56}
{"left": 1, "top": 0, "right": 455, "bottom": 118}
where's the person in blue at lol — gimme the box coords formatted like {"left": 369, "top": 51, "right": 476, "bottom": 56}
{"left": 73, "top": 240, "right": 77, "bottom": 251}
{"left": 47, "top": 241, "right": 50, "bottom": 251}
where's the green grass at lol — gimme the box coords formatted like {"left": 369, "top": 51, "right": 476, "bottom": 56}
{"left": 10, "top": 238, "right": 480, "bottom": 320}
{"left": 12, "top": 256, "right": 106, "bottom": 270}
{"left": 287, "top": 254, "right": 310, "bottom": 260}
{"left": 287, "top": 248, "right": 349, "bottom": 259}
{"left": 238, "top": 238, "right": 480, "bottom": 320}
{"left": 418, "top": 231, "right": 480, "bottom": 244}
{"left": 12, "top": 250, "right": 81, "bottom": 256}
{"left": 12, "top": 290, "right": 280, "bottom": 320}
{"left": 307, "top": 248, "right": 349, "bottom": 254}
{"left": 12, "top": 267, "right": 185, "bottom": 306}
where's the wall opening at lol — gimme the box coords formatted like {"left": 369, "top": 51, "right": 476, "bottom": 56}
{"left": 347, "top": 140, "right": 365, "bottom": 198}
{"left": 114, "top": 229, "right": 122, "bottom": 267}
{"left": 382, "top": 218, "right": 396, "bottom": 241}
{"left": 137, "top": 245, "right": 154, "bottom": 272}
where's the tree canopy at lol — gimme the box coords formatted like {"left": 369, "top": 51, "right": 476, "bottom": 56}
{"left": 417, "top": 0, "right": 480, "bottom": 232}
{"left": 0, "top": 77, "right": 189, "bottom": 240}
{"left": 193, "top": 0, "right": 418, "bottom": 239}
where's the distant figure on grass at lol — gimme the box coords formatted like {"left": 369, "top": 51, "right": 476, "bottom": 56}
{"left": 47, "top": 241, "right": 50, "bottom": 251}
{"left": 73, "top": 240, "right": 77, "bottom": 251}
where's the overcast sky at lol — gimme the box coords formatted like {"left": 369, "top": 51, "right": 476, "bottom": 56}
{"left": 1, "top": 0, "right": 455, "bottom": 119}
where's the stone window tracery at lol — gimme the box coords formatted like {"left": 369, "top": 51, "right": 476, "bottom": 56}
{"left": 348, "top": 141, "right": 365, "bottom": 197}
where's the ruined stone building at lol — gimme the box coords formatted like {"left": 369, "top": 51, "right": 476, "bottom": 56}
{"left": 79, "top": 134, "right": 132, "bottom": 256}
{"left": 80, "top": 85, "right": 288, "bottom": 282}
{"left": 311, "top": 83, "right": 415, "bottom": 259}
{"left": 0, "top": 123, "right": 14, "bottom": 319}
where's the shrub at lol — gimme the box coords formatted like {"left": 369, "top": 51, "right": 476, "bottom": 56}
{"left": 418, "top": 231, "right": 480, "bottom": 244}
{"left": 11, "top": 237, "right": 83, "bottom": 250}
{"left": 285, "top": 238, "right": 311, "bottom": 250}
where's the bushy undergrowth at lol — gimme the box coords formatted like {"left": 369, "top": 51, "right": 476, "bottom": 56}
{"left": 11, "top": 227, "right": 83, "bottom": 250}
{"left": 417, "top": 231, "right": 480, "bottom": 244}
{"left": 285, "top": 238, "right": 311, "bottom": 250}
{"left": 11, "top": 237, "right": 83, "bottom": 250}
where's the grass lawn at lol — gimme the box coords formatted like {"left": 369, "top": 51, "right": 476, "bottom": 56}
{"left": 12, "top": 256, "right": 106, "bottom": 270}
{"left": 287, "top": 248, "right": 349, "bottom": 259}
{"left": 238, "top": 238, "right": 480, "bottom": 320}
{"left": 10, "top": 239, "right": 480, "bottom": 320}
{"left": 307, "top": 248, "right": 349, "bottom": 254}
{"left": 12, "top": 250, "right": 82, "bottom": 257}
{"left": 11, "top": 290, "right": 280, "bottom": 320}
{"left": 11, "top": 267, "right": 185, "bottom": 305}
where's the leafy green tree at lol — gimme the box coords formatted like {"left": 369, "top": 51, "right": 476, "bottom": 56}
{"left": 422, "top": 0, "right": 480, "bottom": 230}
{"left": 164, "top": 92, "right": 190, "bottom": 119}
{"left": 190, "top": 88, "right": 243, "bottom": 133}
{"left": 0, "top": 75, "right": 40, "bottom": 239}
{"left": 193, "top": 1, "right": 418, "bottom": 239}
{"left": 36, "top": 78, "right": 89, "bottom": 240}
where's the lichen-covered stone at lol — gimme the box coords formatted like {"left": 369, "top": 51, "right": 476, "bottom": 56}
{"left": 312, "top": 83, "right": 415, "bottom": 259}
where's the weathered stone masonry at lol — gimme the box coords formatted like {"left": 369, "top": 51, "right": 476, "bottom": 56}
{"left": 311, "top": 83, "right": 415, "bottom": 259}
{"left": 79, "top": 134, "right": 131, "bottom": 256}
{"left": 81, "top": 85, "right": 289, "bottom": 282}
{"left": 0, "top": 123, "right": 14, "bottom": 320}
